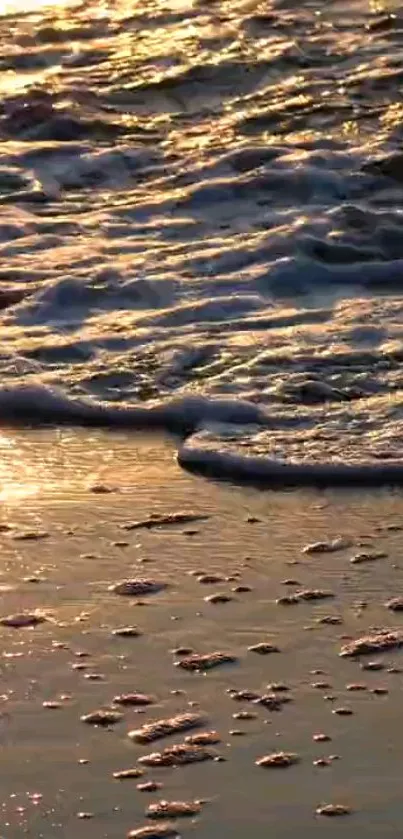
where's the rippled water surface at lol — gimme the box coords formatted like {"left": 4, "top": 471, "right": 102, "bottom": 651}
{"left": 1, "top": 0, "right": 403, "bottom": 478}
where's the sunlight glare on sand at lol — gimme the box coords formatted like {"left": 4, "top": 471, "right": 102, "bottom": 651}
{"left": 0, "top": 0, "right": 73, "bottom": 14}
{"left": 0, "top": 433, "right": 41, "bottom": 502}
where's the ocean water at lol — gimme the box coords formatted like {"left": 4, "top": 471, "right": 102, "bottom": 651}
{"left": 1, "top": 0, "right": 403, "bottom": 482}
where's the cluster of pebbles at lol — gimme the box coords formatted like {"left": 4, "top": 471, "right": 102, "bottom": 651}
{"left": 3, "top": 513, "right": 403, "bottom": 836}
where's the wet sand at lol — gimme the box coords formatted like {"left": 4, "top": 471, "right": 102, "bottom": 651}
{"left": 1, "top": 428, "right": 403, "bottom": 837}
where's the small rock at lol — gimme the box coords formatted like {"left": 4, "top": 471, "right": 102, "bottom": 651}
{"left": 110, "top": 580, "right": 167, "bottom": 597}
{"left": 313, "top": 758, "right": 330, "bottom": 767}
{"left": 232, "top": 710, "right": 257, "bottom": 720}
{"left": 176, "top": 652, "right": 237, "bottom": 671}
{"left": 340, "top": 631, "right": 403, "bottom": 658}
{"left": 317, "top": 615, "right": 343, "bottom": 625}
{"left": 266, "top": 683, "right": 290, "bottom": 692}
{"left": 112, "top": 626, "right": 142, "bottom": 637}
{"left": 248, "top": 643, "right": 280, "bottom": 655}
{"left": 385, "top": 598, "right": 403, "bottom": 611}
{"left": 350, "top": 551, "right": 386, "bottom": 564}
{"left": 43, "top": 700, "right": 61, "bottom": 709}
{"left": 128, "top": 713, "right": 203, "bottom": 744}
{"left": 12, "top": 530, "right": 49, "bottom": 541}
{"left": 139, "top": 743, "right": 216, "bottom": 767}
{"left": 81, "top": 709, "right": 123, "bottom": 726}
{"left": 332, "top": 708, "right": 353, "bottom": 716}
{"left": 371, "top": 687, "right": 389, "bottom": 695}
{"left": 0, "top": 611, "right": 48, "bottom": 628}
{"left": 185, "top": 731, "right": 221, "bottom": 745}
{"left": 313, "top": 733, "right": 331, "bottom": 742}
{"left": 346, "top": 684, "right": 367, "bottom": 691}
{"left": 146, "top": 800, "right": 201, "bottom": 820}
{"left": 230, "top": 689, "right": 260, "bottom": 702}
{"left": 137, "top": 781, "right": 162, "bottom": 792}
{"left": 113, "top": 768, "right": 144, "bottom": 779}
{"left": 303, "top": 538, "right": 351, "bottom": 555}
{"left": 360, "top": 661, "right": 385, "bottom": 671}
{"left": 171, "top": 647, "right": 194, "bottom": 656}
{"left": 196, "top": 574, "right": 225, "bottom": 584}
{"left": 277, "top": 595, "right": 299, "bottom": 605}
{"left": 297, "top": 589, "right": 335, "bottom": 602}
{"left": 204, "top": 593, "right": 233, "bottom": 604}
{"left": 256, "top": 752, "right": 299, "bottom": 768}
{"left": 128, "top": 826, "right": 179, "bottom": 839}
{"left": 123, "top": 513, "right": 208, "bottom": 531}
{"left": 113, "top": 693, "right": 154, "bottom": 707}
{"left": 316, "top": 804, "right": 351, "bottom": 817}
{"left": 254, "top": 693, "right": 291, "bottom": 711}
{"left": 232, "top": 585, "right": 252, "bottom": 593}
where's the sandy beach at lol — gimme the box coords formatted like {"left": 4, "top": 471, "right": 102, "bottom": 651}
{"left": 0, "top": 428, "right": 402, "bottom": 837}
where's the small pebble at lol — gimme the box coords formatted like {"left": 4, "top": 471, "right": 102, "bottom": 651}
{"left": 361, "top": 661, "right": 385, "bottom": 671}
{"left": 266, "top": 683, "right": 290, "bottom": 692}
{"left": 332, "top": 708, "right": 353, "bottom": 716}
{"left": 346, "top": 684, "right": 367, "bottom": 691}
{"left": 146, "top": 800, "right": 202, "bottom": 820}
{"left": 112, "top": 626, "right": 142, "bottom": 637}
{"left": 128, "top": 713, "right": 203, "bottom": 744}
{"left": 113, "top": 769, "right": 144, "bottom": 779}
{"left": 113, "top": 693, "right": 154, "bottom": 707}
{"left": 0, "top": 612, "right": 48, "bottom": 628}
{"left": 302, "top": 538, "right": 351, "bottom": 554}
{"left": 350, "top": 551, "right": 386, "bottom": 564}
{"left": 313, "top": 734, "right": 331, "bottom": 742}
{"left": 128, "top": 826, "right": 179, "bottom": 839}
{"left": 316, "top": 804, "right": 351, "bottom": 817}
{"left": 171, "top": 647, "right": 194, "bottom": 656}
{"left": 139, "top": 744, "right": 216, "bottom": 767}
{"left": 185, "top": 731, "right": 221, "bottom": 745}
{"left": 317, "top": 616, "right": 343, "bottom": 625}
{"left": 385, "top": 598, "right": 403, "bottom": 611}
{"left": 110, "top": 579, "right": 167, "bottom": 597}
{"left": 232, "top": 711, "right": 257, "bottom": 720}
{"left": 248, "top": 643, "right": 280, "bottom": 655}
{"left": 256, "top": 752, "right": 299, "bottom": 768}
{"left": 81, "top": 709, "right": 123, "bottom": 726}
{"left": 137, "top": 781, "right": 162, "bottom": 792}
{"left": 196, "top": 574, "right": 225, "bottom": 584}
{"left": 204, "top": 593, "right": 233, "bottom": 604}
{"left": 176, "top": 652, "right": 237, "bottom": 671}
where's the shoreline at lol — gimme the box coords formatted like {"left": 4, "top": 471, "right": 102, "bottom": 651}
{"left": 0, "top": 429, "right": 403, "bottom": 837}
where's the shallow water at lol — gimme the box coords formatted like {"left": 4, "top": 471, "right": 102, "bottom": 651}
{"left": 1, "top": 0, "right": 403, "bottom": 480}
{"left": 2, "top": 430, "right": 403, "bottom": 837}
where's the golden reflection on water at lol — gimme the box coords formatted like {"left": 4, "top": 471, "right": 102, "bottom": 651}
{"left": 0, "top": 428, "right": 178, "bottom": 507}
